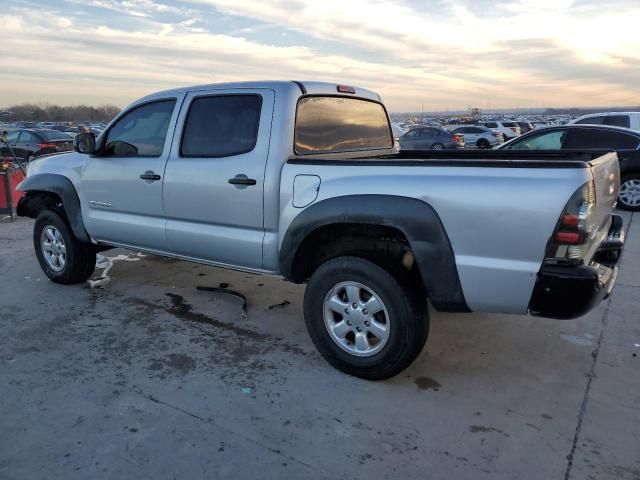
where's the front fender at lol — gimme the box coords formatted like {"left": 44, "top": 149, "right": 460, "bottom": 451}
{"left": 17, "top": 173, "right": 90, "bottom": 243}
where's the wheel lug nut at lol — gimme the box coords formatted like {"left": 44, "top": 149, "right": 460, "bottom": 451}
{"left": 344, "top": 308, "right": 350, "bottom": 314}
{"left": 347, "top": 321, "right": 352, "bottom": 326}
{"left": 363, "top": 309, "right": 368, "bottom": 315}
{"left": 356, "top": 326, "right": 362, "bottom": 332}
{"left": 365, "top": 321, "right": 370, "bottom": 327}
{"left": 352, "top": 303, "right": 357, "bottom": 309}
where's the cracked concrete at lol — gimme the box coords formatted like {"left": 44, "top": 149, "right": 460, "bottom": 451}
{"left": 0, "top": 213, "right": 638, "bottom": 480}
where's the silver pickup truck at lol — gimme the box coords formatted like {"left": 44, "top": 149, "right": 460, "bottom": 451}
{"left": 17, "top": 81, "right": 625, "bottom": 380}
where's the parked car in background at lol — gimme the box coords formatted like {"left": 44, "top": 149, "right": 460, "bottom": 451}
{"left": 451, "top": 125, "right": 503, "bottom": 148}
{"left": 569, "top": 112, "right": 640, "bottom": 131}
{"left": 63, "top": 126, "right": 103, "bottom": 138}
{"left": 478, "top": 121, "right": 521, "bottom": 140}
{"left": 516, "top": 121, "right": 534, "bottom": 134}
{"left": 399, "top": 126, "right": 464, "bottom": 150}
{"left": 3, "top": 129, "right": 73, "bottom": 161}
{"left": 498, "top": 124, "right": 640, "bottom": 210}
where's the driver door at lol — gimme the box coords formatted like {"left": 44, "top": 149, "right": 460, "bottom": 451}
{"left": 80, "top": 96, "right": 183, "bottom": 251}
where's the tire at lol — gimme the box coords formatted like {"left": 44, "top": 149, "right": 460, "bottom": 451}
{"left": 617, "top": 174, "right": 640, "bottom": 211}
{"left": 477, "top": 138, "right": 490, "bottom": 149}
{"left": 34, "top": 210, "right": 96, "bottom": 284}
{"left": 431, "top": 143, "right": 445, "bottom": 150}
{"left": 304, "top": 256, "right": 429, "bottom": 380}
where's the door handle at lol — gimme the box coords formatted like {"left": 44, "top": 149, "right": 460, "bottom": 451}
{"left": 139, "top": 171, "right": 161, "bottom": 181}
{"left": 228, "top": 174, "right": 257, "bottom": 186}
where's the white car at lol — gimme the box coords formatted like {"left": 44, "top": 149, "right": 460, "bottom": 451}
{"left": 570, "top": 112, "right": 640, "bottom": 131}
{"left": 477, "top": 121, "right": 521, "bottom": 140}
{"left": 451, "top": 125, "right": 503, "bottom": 148}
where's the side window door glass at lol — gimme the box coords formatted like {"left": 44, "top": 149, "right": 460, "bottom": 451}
{"left": 507, "top": 131, "right": 565, "bottom": 150}
{"left": 104, "top": 99, "right": 176, "bottom": 157}
{"left": 563, "top": 129, "right": 630, "bottom": 149}
{"left": 181, "top": 95, "right": 262, "bottom": 157}
{"left": 6, "top": 131, "right": 19, "bottom": 144}
{"left": 602, "top": 116, "right": 631, "bottom": 128}
{"left": 18, "top": 132, "right": 35, "bottom": 145}
{"left": 575, "top": 117, "right": 603, "bottom": 125}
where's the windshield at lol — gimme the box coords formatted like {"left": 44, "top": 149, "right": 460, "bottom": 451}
{"left": 294, "top": 96, "right": 392, "bottom": 155}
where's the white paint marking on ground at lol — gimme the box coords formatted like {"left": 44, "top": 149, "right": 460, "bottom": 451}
{"left": 559, "top": 334, "right": 595, "bottom": 347}
{"left": 88, "top": 252, "right": 146, "bottom": 288}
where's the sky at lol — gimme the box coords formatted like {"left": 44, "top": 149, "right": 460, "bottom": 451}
{"left": 1, "top": 0, "right": 639, "bottom": 112}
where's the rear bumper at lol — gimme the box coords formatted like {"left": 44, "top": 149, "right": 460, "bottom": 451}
{"left": 529, "top": 215, "right": 625, "bottom": 319}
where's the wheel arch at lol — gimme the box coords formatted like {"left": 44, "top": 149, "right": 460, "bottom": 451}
{"left": 279, "top": 195, "right": 469, "bottom": 312}
{"left": 17, "top": 173, "right": 91, "bottom": 243}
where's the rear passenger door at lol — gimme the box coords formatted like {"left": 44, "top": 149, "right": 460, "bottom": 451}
{"left": 163, "top": 89, "right": 275, "bottom": 269}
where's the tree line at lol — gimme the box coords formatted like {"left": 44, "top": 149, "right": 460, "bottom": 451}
{"left": 1, "top": 103, "right": 121, "bottom": 123}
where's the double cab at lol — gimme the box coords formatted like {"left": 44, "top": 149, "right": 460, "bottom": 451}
{"left": 17, "top": 81, "right": 624, "bottom": 379}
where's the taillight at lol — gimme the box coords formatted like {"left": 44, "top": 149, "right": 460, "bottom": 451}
{"left": 509, "top": 127, "right": 517, "bottom": 133}
{"left": 547, "top": 181, "right": 596, "bottom": 260}
{"left": 39, "top": 143, "right": 56, "bottom": 149}
{"left": 452, "top": 134, "right": 463, "bottom": 143}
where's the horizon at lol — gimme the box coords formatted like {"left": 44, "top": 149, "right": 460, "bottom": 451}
{"left": 1, "top": 0, "right": 639, "bottom": 111}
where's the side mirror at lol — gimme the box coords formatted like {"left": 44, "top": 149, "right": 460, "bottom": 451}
{"left": 74, "top": 132, "right": 96, "bottom": 154}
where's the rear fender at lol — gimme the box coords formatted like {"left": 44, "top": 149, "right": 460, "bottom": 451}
{"left": 280, "top": 195, "right": 469, "bottom": 312}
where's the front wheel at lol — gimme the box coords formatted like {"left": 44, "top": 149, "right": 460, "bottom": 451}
{"left": 618, "top": 174, "right": 640, "bottom": 211}
{"left": 34, "top": 210, "right": 96, "bottom": 284}
{"left": 304, "top": 256, "right": 428, "bottom": 380}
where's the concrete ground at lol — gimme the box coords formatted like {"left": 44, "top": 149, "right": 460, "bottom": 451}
{"left": 0, "top": 213, "right": 638, "bottom": 480}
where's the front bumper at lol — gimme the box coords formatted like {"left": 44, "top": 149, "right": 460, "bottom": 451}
{"left": 529, "top": 215, "right": 625, "bottom": 319}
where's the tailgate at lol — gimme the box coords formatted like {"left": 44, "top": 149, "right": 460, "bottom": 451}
{"left": 589, "top": 151, "right": 620, "bottom": 233}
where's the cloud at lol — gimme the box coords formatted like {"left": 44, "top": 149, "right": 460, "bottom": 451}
{"left": 0, "top": 0, "right": 638, "bottom": 111}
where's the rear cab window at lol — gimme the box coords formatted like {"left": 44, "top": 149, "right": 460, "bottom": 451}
{"left": 294, "top": 96, "right": 393, "bottom": 155}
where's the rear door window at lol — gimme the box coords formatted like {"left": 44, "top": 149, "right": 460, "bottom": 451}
{"left": 18, "top": 132, "right": 37, "bottom": 144}
{"left": 564, "top": 128, "right": 640, "bottom": 150}
{"left": 575, "top": 116, "right": 604, "bottom": 125}
{"left": 602, "top": 115, "right": 631, "bottom": 128}
{"left": 483, "top": 122, "right": 498, "bottom": 129}
{"left": 181, "top": 95, "right": 262, "bottom": 157}
{"left": 295, "top": 97, "right": 392, "bottom": 155}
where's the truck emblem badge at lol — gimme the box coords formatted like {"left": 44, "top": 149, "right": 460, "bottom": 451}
{"left": 89, "top": 200, "right": 112, "bottom": 208}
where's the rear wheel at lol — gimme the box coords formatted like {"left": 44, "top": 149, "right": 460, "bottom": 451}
{"left": 431, "top": 142, "right": 445, "bottom": 150}
{"left": 477, "top": 138, "right": 490, "bottom": 149}
{"left": 304, "top": 256, "right": 429, "bottom": 380}
{"left": 618, "top": 174, "right": 640, "bottom": 211}
{"left": 34, "top": 210, "right": 96, "bottom": 284}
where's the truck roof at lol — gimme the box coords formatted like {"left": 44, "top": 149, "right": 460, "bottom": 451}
{"left": 138, "top": 80, "right": 381, "bottom": 103}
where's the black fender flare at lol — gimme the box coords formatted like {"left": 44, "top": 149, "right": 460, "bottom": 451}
{"left": 279, "top": 195, "right": 469, "bottom": 312}
{"left": 17, "top": 173, "right": 91, "bottom": 243}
